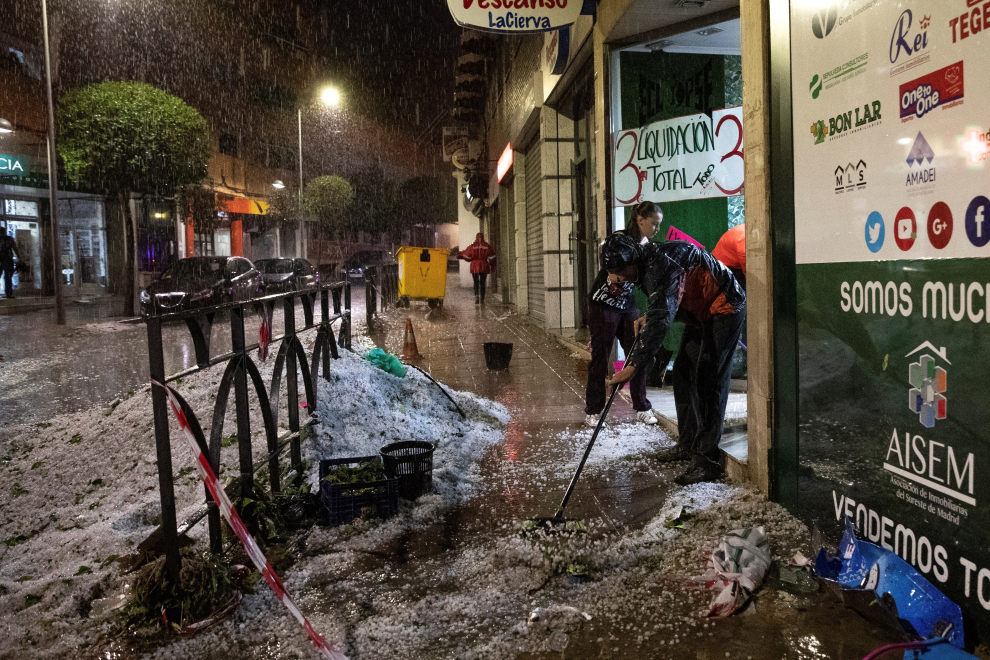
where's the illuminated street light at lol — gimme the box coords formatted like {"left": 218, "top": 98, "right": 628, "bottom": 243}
{"left": 295, "top": 84, "right": 343, "bottom": 258}
{"left": 321, "top": 87, "right": 341, "bottom": 107}
{"left": 272, "top": 179, "right": 286, "bottom": 189}
{"left": 0, "top": 118, "right": 13, "bottom": 134}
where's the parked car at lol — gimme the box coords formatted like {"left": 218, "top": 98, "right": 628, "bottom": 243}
{"left": 140, "top": 256, "right": 264, "bottom": 315}
{"left": 255, "top": 258, "right": 319, "bottom": 293}
{"left": 342, "top": 250, "right": 389, "bottom": 282}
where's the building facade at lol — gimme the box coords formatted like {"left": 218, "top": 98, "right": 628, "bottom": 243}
{"left": 451, "top": 0, "right": 990, "bottom": 642}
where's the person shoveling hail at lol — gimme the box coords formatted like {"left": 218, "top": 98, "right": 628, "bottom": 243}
{"left": 606, "top": 232, "right": 746, "bottom": 486}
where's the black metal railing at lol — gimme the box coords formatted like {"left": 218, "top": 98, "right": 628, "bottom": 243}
{"left": 364, "top": 264, "right": 398, "bottom": 326}
{"left": 145, "top": 282, "right": 351, "bottom": 578}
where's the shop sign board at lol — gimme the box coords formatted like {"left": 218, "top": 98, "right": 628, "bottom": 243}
{"left": 0, "top": 154, "right": 29, "bottom": 174}
{"left": 611, "top": 107, "right": 744, "bottom": 206}
{"left": 544, "top": 26, "right": 570, "bottom": 75}
{"left": 451, "top": 148, "right": 471, "bottom": 170}
{"left": 791, "top": 0, "right": 990, "bottom": 637}
{"left": 446, "top": 0, "right": 582, "bottom": 34}
{"left": 496, "top": 143, "right": 513, "bottom": 182}
{"left": 442, "top": 127, "right": 469, "bottom": 163}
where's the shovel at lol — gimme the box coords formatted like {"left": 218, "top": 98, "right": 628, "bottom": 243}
{"left": 532, "top": 344, "right": 665, "bottom": 533}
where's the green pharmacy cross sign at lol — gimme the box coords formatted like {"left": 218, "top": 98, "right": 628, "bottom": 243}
{"left": 0, "top": 154, "right": 29, "bottom": 174}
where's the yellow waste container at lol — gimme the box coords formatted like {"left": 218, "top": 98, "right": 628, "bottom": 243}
{"left": 396, "top": 247, "right": 450, "bottom": 308}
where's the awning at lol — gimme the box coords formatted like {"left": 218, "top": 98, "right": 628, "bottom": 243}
{"left": 221, "top": 197, "right": 270, "bottom": 215}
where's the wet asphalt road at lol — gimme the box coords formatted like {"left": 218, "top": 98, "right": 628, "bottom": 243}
{"left": 0, "top": 290, "right": 365, "bottom": 428}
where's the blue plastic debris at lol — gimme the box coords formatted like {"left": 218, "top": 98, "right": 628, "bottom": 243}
{"left": 814, "top": 518, "right": 965, "bottom": 650}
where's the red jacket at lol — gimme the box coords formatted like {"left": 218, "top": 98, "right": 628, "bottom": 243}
{"left": 458, "top": 233, "right": 496, "bottom": 274}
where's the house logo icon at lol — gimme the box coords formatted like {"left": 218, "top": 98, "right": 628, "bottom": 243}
{"left": 906, "top": 341, "right": 948, "bottom": 428}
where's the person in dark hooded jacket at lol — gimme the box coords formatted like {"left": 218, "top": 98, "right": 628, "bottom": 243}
{"left": 584, "top": 214, "right": 661, "bottom": 429}
{"left": 608, "top": 235, "right": 745, "bottom": 485}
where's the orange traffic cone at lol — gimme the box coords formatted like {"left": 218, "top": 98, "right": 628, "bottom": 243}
{"left": 402, "top": 318, "right": 422, "bottom": 360}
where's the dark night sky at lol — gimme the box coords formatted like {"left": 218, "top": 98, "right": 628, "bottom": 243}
{"left": 320, "top": 0, "right": 460, "bottom": 131}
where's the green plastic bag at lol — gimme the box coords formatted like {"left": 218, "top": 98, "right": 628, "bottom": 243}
{"left": 364, "top": 348, "right": 407, "bottom": 377}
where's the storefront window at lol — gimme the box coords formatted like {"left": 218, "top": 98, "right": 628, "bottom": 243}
{"left": 138, "top": 198, "right": 177, "bottom": 273}
{"left": 5, "top": 199, "right": 38, "bottom": 217}
{"left": 58, "top": 198, "right": 107, "bottom": 291}
{"left": 214, "top": 229, "right": 231, "bottom": 256}
{"left": 1, "top": 198, "right": 42, "bottom": 297}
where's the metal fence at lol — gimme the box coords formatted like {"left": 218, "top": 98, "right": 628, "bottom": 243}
{"left": 144, "top": 283, "right": 351, "bottom": 578}
{"left": 364, "top": 264, "right": 398, "bottom": 327}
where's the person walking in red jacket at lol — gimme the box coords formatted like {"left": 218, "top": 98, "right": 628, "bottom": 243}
{"left": 458, "top": 232, "right": 496, "bottom": 304}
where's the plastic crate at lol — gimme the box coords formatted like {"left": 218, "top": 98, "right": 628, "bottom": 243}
{"left": 318, "top": 456, "right": 399, "bottom": 527}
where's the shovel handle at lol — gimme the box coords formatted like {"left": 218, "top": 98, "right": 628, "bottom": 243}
{"left": 552, "top": 346, "right": 639, "bottom": 521}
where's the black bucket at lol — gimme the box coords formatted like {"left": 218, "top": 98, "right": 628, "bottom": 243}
{"left": 484, "top": 342, "right": 513, "bottom": 370}
{"left": 380, "top": 441, "right": 435, "bottom": 500}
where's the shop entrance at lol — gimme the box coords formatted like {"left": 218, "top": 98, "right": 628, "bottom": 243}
{"left": 609, "top": 17, "right": 747, "bottom": 461}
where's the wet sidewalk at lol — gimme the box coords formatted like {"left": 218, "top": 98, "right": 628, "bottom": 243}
{"left": 344, "top": 277, "right": 902, "bottom": 659}
{"left": 366, "top": 279, "right": 676, "bottom": 529}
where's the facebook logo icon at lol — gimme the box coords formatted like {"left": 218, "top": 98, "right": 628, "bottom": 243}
{"left": 966, "top": 196, "right": 990, "bottom": 247}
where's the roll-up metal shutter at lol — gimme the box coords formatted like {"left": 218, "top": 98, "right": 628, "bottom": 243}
{"left": 502, "top": 184, "right": 516, "bottom": 302}
{"left": 525, "top": 146, "right": 544, "bottom": 321}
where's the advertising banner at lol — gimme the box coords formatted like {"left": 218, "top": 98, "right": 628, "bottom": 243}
{"left": 791, "top": 0, "right": 990, "bottom": 635}
{"left": 612, "top": 107, "right": 744, "bottom": 207}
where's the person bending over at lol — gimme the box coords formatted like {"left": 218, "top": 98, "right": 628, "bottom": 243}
{"left": 608, "top": 235, "right": 746, "bottom": 485}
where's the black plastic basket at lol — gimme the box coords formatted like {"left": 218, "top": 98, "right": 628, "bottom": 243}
{"left": 483, "top": 342, "right": 513, "bottom": 370}
{"left": 380, "top": 441, "right": 435, "bottom": 500}
{"left": 318, "top": 456, "right": 399, "bottom": 527}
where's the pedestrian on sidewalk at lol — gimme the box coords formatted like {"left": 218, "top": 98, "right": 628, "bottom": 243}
{"left": 607, "top": 234, "right": 746, "bottom": 485}
{"left": 458, "top": 232, "right": 496, "bottom": 305}
{"left": 584, "top": 201, "right": 664, "bottom": 429}
{"left": 0, "top": 230, "right": 20, "bottom": 299}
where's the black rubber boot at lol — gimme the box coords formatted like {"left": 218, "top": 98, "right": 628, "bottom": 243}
{"left": 654, "top": 446, "right": 692, "bottom": 463}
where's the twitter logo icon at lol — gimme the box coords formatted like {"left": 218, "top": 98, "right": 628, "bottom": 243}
{"left": 865, "top": 211, "right": 885, "bottom": 253}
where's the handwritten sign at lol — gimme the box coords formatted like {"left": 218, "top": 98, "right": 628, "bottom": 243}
{"left": 612, "top": 107, "right": 744, "bottom": 206}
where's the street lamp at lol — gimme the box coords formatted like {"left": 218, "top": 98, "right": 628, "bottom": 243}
{"left": 0, "top": 118, "right": 13, "bottom": 134}
{"left": 321, "top": 87, "right": 341, "bottom": 107}
{"left": 296, "top": 86, "right": 343, "bottom": 259}
{"left": 41, "top": 0, "right": 65, "bottom": 324}
{"left": 272, "top": 180, "right": 285, "bottom": 189}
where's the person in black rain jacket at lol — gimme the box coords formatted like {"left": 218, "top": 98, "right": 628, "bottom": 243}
{"left": 583, "top": 202, "right": 664, "bottom": 428}
{"left": 608, "top": 235, "right": 746, "bottom": 485}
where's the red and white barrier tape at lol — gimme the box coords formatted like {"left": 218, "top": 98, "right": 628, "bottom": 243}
{"left": 152, "top": 379, "right": 347, "bottom": 660}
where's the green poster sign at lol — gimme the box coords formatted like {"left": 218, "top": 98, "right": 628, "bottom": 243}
{"left": 798, "top": 258, "right": 990, "bottom": 636}
{"left": 0, "top": 154, "right": 29, "bottom": 174}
